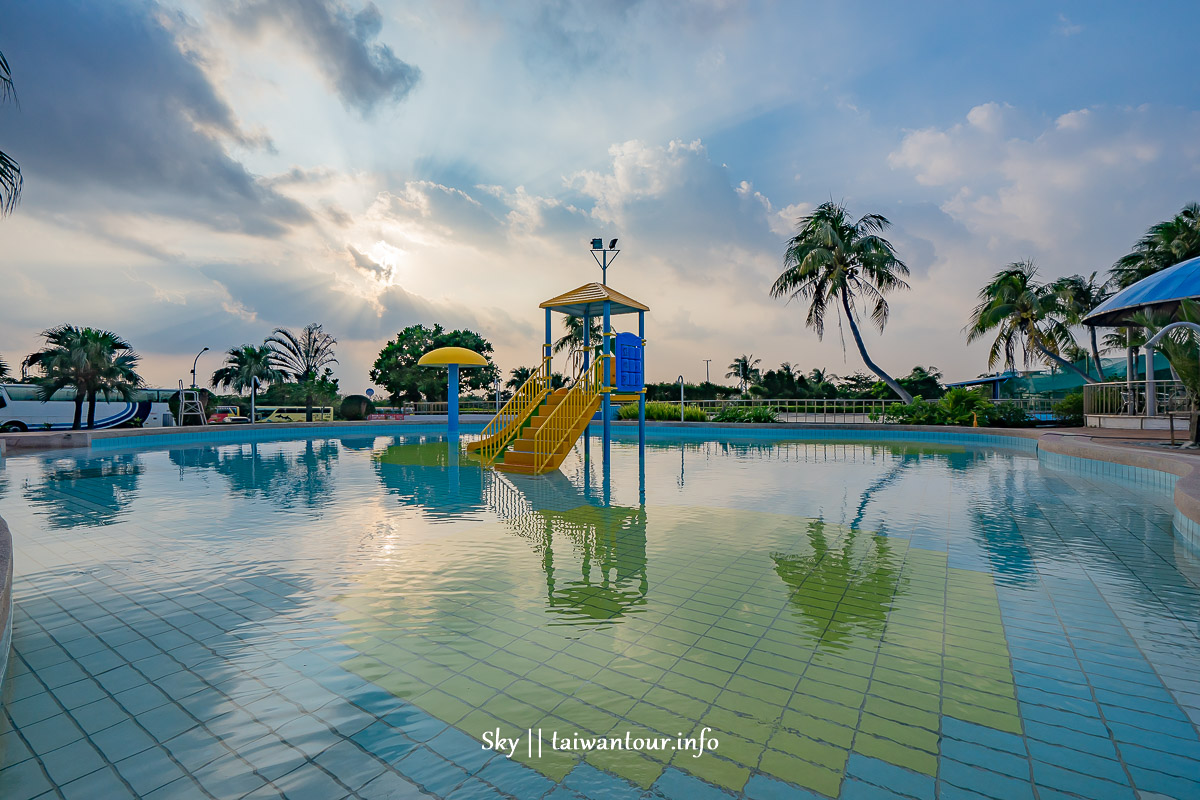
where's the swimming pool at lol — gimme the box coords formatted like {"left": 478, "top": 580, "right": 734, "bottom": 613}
{"left": 1, "top": 429, "right": 1198, "bottom": 799}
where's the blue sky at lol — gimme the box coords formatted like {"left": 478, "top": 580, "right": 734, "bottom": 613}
{"left": 1, "top": 0, "right": 1198, "bottom": 390}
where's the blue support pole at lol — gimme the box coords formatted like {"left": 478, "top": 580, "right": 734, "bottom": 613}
{"left": 602, "top": 300, "right": 611, "bottom": 461}
{"left": 638, "top": 311, "right": 646, "bottom": 459}
{"left": 583, "top": 311, "right": 591, "bottom": 463}
{"left": 544, "top": 309, "right": 552, "bottom": 378}
{"left": 447, "top": 364, "right": 459, "bottom": 435}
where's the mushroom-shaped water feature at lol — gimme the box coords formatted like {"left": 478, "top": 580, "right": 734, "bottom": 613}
{"left": 417, "top": 346, "right": 489, "bottom": 435}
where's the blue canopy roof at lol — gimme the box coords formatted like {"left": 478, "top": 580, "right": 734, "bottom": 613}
{"left": 1084, "top": 254, "right": 1200, "bottom": 326}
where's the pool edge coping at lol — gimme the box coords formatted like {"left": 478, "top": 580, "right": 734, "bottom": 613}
{"left": 0, "top": 514, "right": 11, "bottom": 695}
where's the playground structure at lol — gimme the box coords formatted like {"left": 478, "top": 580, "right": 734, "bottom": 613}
{"left": 467, "top": 282, "right": 648, "bottom": 475}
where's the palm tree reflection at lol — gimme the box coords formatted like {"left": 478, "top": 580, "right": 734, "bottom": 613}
{"left": 24, "top": 453, "right": 143, "bottom": 528}
{"left": 168, "top": 439, "right": 338, "bottom": 509}
{"left": 772, "top": 519, "right": 903, "bottom": 649}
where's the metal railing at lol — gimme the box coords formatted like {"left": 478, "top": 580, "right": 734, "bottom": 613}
{"left": 990, "top": 397, "right": 1058, "bottom": 414}
{"left": 476, "top": 360, "right": 553, "bottom": 464}
{"left": 531, "top": 359, "right": 604, "bottom": 472}
{"left": 680, "top": 397, "right": 892, "bottom": 423}
{"left": 1083, "top": 380, "right": 1192, "bottom": 417}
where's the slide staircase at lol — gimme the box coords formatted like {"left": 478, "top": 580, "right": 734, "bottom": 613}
{"left": 466, "top": 360, "right": 553, "bottom": 464}
{"left": 491, "top": 359, "right": 605, "bottom": 475}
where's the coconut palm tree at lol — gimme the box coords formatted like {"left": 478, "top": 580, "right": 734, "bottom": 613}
{"left": 266, "top": 324, "right": 338, "bottom": 422}
{"left": 965, "top": 261, "right": 1096, "bottom": 384}
{"left": 1111, "top": 203, "right": 1200, "bottom": 288}
{"left": 553, "top": 316, "right": 603, "bottom": 357}
{"left": 771, "top": 202, "right": 913, "bottom": 402}
{"left": 211, "top": 344, "right": 281, "bottom": 402}
{"left": 1052, "top": 273, "right": 1111, "bottom": 380}
{"left": 726, "top": 354, "right": 761, "bottom": 393}
{"left": 24, "top": 326, "right": 143, "bottom": 429}
{"left": 506, "top": 365, "right": 534, "bottom": 392}
{"left": 0, "top": 354, "right": 10, "bottom": 381}
{"left": 1, "top": 50, "right": 21, "bottom": 216}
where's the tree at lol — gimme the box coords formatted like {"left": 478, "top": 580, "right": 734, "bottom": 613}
{"left": 726, "top": 354, "right": 761, "bottom": 393}
{"left": 1111, "top": 203, "right": 1200, "bottom": 289}
{"left": 24, "top": 326, "right": 144, "bottom": 429}
{"left": 507, "top": 366, "right": 535, "bottom": 392}
{"left": 370, "top": 324, "right": 496, "bottom": 403}
{"left": 211, "top": 344, "right": 282, "bottom": 400}
{"left": 772, "top": 202, "right": 913, "bottom": 402}
{"left": 553, "top": 315, "right": 602, "bottom": 376}
{"left": 1, "top": 50, "right": 21, "bottom": 216}
{"left": 267, "top": 323, "right": 339, "bottom": 422}
{"left": 965, "top": 261, "right": 1096, "bottom": 384}
{"left": 0, "top": 354, "right": 10, "bottom": 381}
{"left": 1053, "top": 272, "right": 1111, "bottom": 380}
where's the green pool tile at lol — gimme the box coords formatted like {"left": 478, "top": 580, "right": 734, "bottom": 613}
{"left": 546, "top": 652, "right": 604, "bottom": 680}
{"left": 459, "top": 708, "right": 521, "bottom": 742}
{"left": 343, "top": 654, "right": 390, "bottom": 682}
{"left": 592, "top": 669, "right": 653, "bottom": 701}
{"left": 779, "top": 710, "right": 855, "bottom": 749}
{"left": 795, "top": 678, "right": 865, "bottom": 709}
{"left": 655, "top": 673, "right": 722, "bottom": 704}
{"left": 726, "top": 675, "right": 792, "bottom": 707}
{"left": 608, "top": 658, "right": 667, "bottom": 684}
{"left": 670, "top": 749, "right": 751, "bottom": 792}
{"left": 874, "top": 653, "right": 941, "bottom": 680}
{"left": 573, "top": 684, "right": 638, "bottom": 717}
{"left": 853, "top": 732, "right": 937, "bottom": 776}
{"left": 408, "top": 687, "right": 474, "bottom": 724}
{"left": 625, "top": 702, "right": 694, "bottom": 739}
{"left": 869, "top": 666, "right": 941, "bottom": 697}
{"left": 863, "top": 696, "right": 939, "bottom": 732}
{"left": 584, "top": 747, "right": 663, "bottom": 789}
{"left": 625, "top": 641, "right": 686, "bottom": 665}
{"left": 514, "top": 740, "right": 579, "bottom": 782}
{"left": 552, "top": 698, "right": 622, "bottom": 735}
{"left": 482, "top": 693, "right": 542, "bottom": 727}
{"left": 699, "top": 729, "right": 765, "bottom": 769}
{"left": 943, "top": 700, "right": 1021, "bottom": 734}
{"left": 438, "top": 674, "right": 497, "bottom": 706}
{"left": 803, "top": 665, "right": 870, "bottom": 694}
{"left": 703, "top": 707, "right": 774, "bottom": 744}
{"left": 942, "top": 670, "right": 1014, "bottom": 698}
{"left": 713, "top": 689, "right": 785, "bottom": 723}
{"left": 787, "top": 693, "right": 860, "bottom": 729}
{"left": 374, "top": 671, "right": 433, "bottom": 700}
{"left": 526, "top": 665, "right": 586, "bottom": 695}
{"left": 943, "top": 683, "right": 1016, "bottom": 713}
{"left": 643, "top": 686, "right": 709, "bottom": 719}
{"left": 768, "top": 730, "right": 848, "bottom": 773}
{"left": 463, "top": 661, "right": 518, "bottom": 691}
{"left": 807, "top": 655, "right": 873, "bottom": 679}
{"left": 759, "top": 748, "right": 843, "bottom": 798}
{"left": 858, "top": 714, "right": 939, "bottom": 755}
{"left": 672, "top": 658, "right": 733, "bottom": 688}
{"left": 866, "top": 684, "right": 940, "bottom": 714}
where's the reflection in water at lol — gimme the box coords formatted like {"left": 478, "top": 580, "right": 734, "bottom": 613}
{"left": 23, "top": 453, "right": 143, "bottom": 528}
{"left": 375, "top": 439, "right": 488, "bottom": 519}
{"left": 772, "top": 518, "right": 903, "bottom": 649}
{"left": 169, "top": 440, "right": 339, "bottom": 509}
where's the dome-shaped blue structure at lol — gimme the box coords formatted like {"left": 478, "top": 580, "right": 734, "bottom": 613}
{"left": 1084, "top": 255, "right": 1200, "bottom": 326}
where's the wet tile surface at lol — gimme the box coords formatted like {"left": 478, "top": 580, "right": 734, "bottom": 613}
{"left": 0, "top": 432, "right": 1197, "bottom": 799}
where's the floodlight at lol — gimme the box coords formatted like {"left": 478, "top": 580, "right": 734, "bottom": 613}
{"left": 609, "top": 238, "right": 618, "bottom": 249}
{"left": 591, "top": 238, "right": 603, "bottom": 249}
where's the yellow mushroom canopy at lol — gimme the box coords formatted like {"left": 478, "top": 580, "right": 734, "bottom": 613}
{"left": 417, "top": 346, "right": 488, "bottom": 367}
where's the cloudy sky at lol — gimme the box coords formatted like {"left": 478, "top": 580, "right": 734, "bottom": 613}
{"left": 2, "top": 0, "right": 1198, "bottom": 391}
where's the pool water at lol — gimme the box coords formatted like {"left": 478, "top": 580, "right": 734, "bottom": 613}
{"left": 1, "top": 431, "right": 1199, "bottom": 800}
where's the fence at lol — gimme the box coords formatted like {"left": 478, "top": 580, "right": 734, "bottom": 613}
{"left": 1083, "top": 380, "right": 1192, "bottom": 417}
{"left": 684, "top": 398, "right": 891, "bottom": 423}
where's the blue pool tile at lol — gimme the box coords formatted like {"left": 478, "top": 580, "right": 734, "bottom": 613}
{"left": 357, "top": 770, "right": 430, "bottom": 799}
{"left": 271, "top": 762, "right": 349, "bottom": 800}
{"left": 652, "top": 767, "right": 737, "bottom": 800}
{"left": 477, "top": 754, "right": 555, "bottom": 798}
{"left": 1022, "top": 720, "right": 1118, "bottom": 759}
{"left": 845, "top": 753, "right": 935, "bottom": 798}
{"left": 1025, "top": 740, "right": 1127, "bottom": 784}
{"left": 939, "top": 718, "right": 1026, "bottom": 757}
{"left": 1017, "top": 703, "right": 1109, "bottom": 738}
{"left": 396, "top": 746, "right": 469, "bottom": 796}
{"left": 939, "top": 760, "right": 1034, "bottom": 800}
{"left": 59, "top": 765, "right": 136, "bottom": 800}
{"left": 113, "top": 746, "right": 188, "bottom": 796}
{"left": 840, "top": 778, "right": 920, "bottom": 800}
{"left": 1101, "top": 705, "right": 1197, "bottom": 739}
{"left": 19, "top": 713, "right": 84, "bottom": 755}
{"left": 1030, "top": 761, "right": 1134, "bottom": 800}
{"left": 352, "top": 720, "right": 420, "bottom": 764}
{"left": 938, "top": 739, "right": 1028, "bottom": 780}
{"left": 742, "top": 774, "right": 827, "bottom": 800}
{"left": 91, "top": 718, "right": 157, "bottom": 762}
{"left": 6, "top": 693, "right": 64, "bottom": 729}
{"left": 313, "top": 740, "right": 387, "bottom": 791}
{"left": 1118, "top": 743, "right": 1200, "bottom": 780}
{"left": 427, "top": 728, "right": 494, "bottom": 773}
{"left": 37, "top": 738, "right": 106, "bottom": 787}
{"left": 446, "top": 776, "right": 512, "bottom": 799}
{"left": 1126, "top": 764, "right": 1200, "bottom": 799}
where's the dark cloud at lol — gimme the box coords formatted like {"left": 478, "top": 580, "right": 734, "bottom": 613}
{"left": 228, "top": 0, "right": 420, "bottom": 115}
{"left": 346, "top": 244, "right": 387, "bottom": 278}
{"left": 0, "top": 0, "right": 310, "bottom": 237}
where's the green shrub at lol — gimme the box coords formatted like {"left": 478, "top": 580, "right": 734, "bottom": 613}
{"left": 986, "top": 403, "right": 1034, "bottom": 428}
{"left": 712, "top": 405, "right": 778, "bottom": 423}
{"left": 618, "top": 401, "right": 707, "bottom": 421}
{"left": 1052, "top": 392, "right": 1084, "bottom": 427}
{"left": 874, "top": 389, "right": 1034, "bottom": 427}
{"left": 339, "top": 394, "right": 376, "bottom": 421}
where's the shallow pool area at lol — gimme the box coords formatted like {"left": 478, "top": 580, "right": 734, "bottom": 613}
{"left": 1, "top": 430, "right": 1199, "bottom": 799}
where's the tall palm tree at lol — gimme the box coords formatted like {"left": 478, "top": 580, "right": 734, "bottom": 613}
{"left": 1053, "top": 272, "right": 1111, "bottom": 380}
{"left": 211, "top": 344, "right": 281, "bottom": 402}
{"left": 1, "top": 50, "right": 21, "bottom": 216}
{"left": 266, "top": 324, "right": 338, "bottom": 422}
{"left": 506, "top": 365, "right": 534, "bottom": 392}
{"left": 553, "top": 316, "right": 603, "bottom": 359}
{"left": 0, "top": 354, "right": 10, "bottom": 382}
{"left": 771, "top": 202, "right": 913, "bottom": 402}
{"left": 24, "top": 326, "right": 143, "bottom": 429}
{"left": 726, "top": 354, "right": 762, "bottom": 393}
{"left": 1111, "top": 203, "right": 1200, "bottom": 288}
{"left": 965, "top": 261, "right": 1096, "bottom": 384}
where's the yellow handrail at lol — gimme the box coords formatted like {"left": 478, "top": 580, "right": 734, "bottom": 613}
{"left": 477, "top": 358, "right": 552, "bottom": 464}
{"left": 531, "top": 358, "right": 605, "bottom": 472}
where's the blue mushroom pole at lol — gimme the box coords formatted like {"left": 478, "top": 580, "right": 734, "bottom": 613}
{"left": 602, "top": 300, "right": 612, "bottom": 461}
{"left": 447, "top": 364, "right": 459, "bottom": 435}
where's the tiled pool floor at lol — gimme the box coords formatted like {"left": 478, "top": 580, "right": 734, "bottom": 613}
{"left": 1, "top": 434, "right": 1199, "bottom": 799}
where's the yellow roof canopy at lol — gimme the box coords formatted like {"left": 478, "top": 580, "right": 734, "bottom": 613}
{"left": 540, "top": 282, "right": 649, "bottom": 317}
{"left": 417, "top": 347, "right": 489, "bottom": 367}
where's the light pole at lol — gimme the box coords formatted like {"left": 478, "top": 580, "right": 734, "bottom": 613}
{"left": 703, "top": 359, "right": 711, "bottom": 384}
{"left": 590, "top": 238, "right": 620, "bottom": 285}
{"left": 191, "top": 347, "right": 209, "bottom": 389}
{"left": 678, "top": 375, "right": 685, "bottom": 422}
